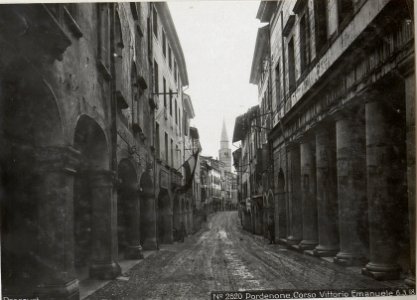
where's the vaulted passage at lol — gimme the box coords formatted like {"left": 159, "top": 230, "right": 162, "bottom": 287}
{"left": 1, "top": 65, "right": 79, "bottom": 298}
{"left": 73, "top": 115, "right": 120, "bottom": 280}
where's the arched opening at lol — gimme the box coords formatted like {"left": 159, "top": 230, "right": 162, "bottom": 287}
{"left": 117, "top": 159, "right": 142, "bottom": 259}
{"left": 73, "top": 115, "right": 109, "bottom": 278}
{"left": 1, "top": 67, "right": 65, "bottom": 295}
{"left": 277, "top": 168, "right": 287, "bottom": 240}
{"left": 157, "top": 189, "right": 172, "bottom": 244}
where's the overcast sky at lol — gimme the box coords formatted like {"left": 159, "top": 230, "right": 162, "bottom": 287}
{"left": 168, "top": 1, "right": 261, "bottom": 159}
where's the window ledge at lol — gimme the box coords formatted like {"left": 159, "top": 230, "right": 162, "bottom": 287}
{"left": 63, "top": 7, "right": 83, "bottom": 38}
{"left": 135, "top": 21, "right": 144, "bottom": 37}
{"left": 116, "top": 90, "right": 128, "bottom": 109}
{"left": 98, "top": 60, "right": 112, "bottom": 81}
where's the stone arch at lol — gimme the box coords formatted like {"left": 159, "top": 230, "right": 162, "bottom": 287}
{"left": 277, "top": 168, "right": 287, "bottom": 240}
{"left": 73, "top": 114, "right": 109, "bottom": 170}
{"left": 139, "top": 171, "right": 157, "bottom": 250}
{"left": 157, "top": 189, "right": 173, "bottom": 244}
{"left": 1, "top": 66, "right": 75, "bottom": 297}
{"left": 117, "top": 158, "right": 143, "bottom": 259}
{"left": 73, "top": 115, "right": 120, "bottom": 279}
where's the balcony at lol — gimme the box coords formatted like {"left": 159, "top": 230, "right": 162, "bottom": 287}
{"left": 1, "top": 4, "right": 72, "bottom": 62}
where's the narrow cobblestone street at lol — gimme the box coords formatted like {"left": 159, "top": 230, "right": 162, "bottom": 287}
{"left": 87, "top": 212, "right": 405, "bottom": 299}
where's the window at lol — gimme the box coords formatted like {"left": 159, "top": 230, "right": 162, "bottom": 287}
{"left": 288, "top": 38, "right": 296, "bottom": 91}
{"left": 163, "top": 77, "right": 167, "bottom": 108}
{"left": 130, "top": 3, "right": 139, "bottom": 20}
{"left": 178, "top": 109, "right": 181, "bottom": 134}
{"left": 152, "top": 7, "right": 158, "bottom": 38}
{"left": 314, "top": 0, "right": 327, "bottom": 53}
{"left": 175, "top": 100, "right": 178, "bottom": 124}
{"left": 154, "top": 60, "right": 159, "bottom": 93}
{"left": 147, "top": 16, "right": 152, "bottom": 60}
{"left": 66, "top": 3, "right": 78, "bottom": 19}
{"left": 176, "top": 144, "right": 179, "bottom": 168}
{"left": 338, "top": 0, "right": 353, "bottom": 26}
{"left": 162, "top": 31, "right": 167, "bottom": 57}
{"left": 170, "top": 139, "right": 174, "bottom": 166}
{"left": 131, "top": 67, "right": 138, "bottom": 123}
{"left": 114, "top": 13, "right": 124, "bottom": 90}
{"left": 165, "top": 132, "right": 168, "bottom": 162}
{"left": 299, "top": 13, "right": 310, "bottom": 73}
{"left": 169, "top": 89, "right": 173, "bottom": 116}
{"left": 98, "top": 4, "right": 110, "bottom": 73}
{"left": 174, "top": 61, "right": 177, "bottom": 82}
{"left": 168, "top": 46, "right": 172, "bottom": 69}
{"left": 155, "top": 122, "right": 160, "bottom": 158}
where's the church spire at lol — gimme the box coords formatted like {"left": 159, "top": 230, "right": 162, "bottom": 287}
{"left": 221, "top": 119, "right": 228, "bottom": 142}
{"left": 219, "top": 119, "right": 231, "bottom": 172}
{"left": 220, "top": 120, "right": 229, "bottom": 149}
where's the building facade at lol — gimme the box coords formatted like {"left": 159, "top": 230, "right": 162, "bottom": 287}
{"left": 0, "top": 2, "right": 200, "bottom": 299}
{"left": 239, "top": 0, "right": 415, "bottom": 284}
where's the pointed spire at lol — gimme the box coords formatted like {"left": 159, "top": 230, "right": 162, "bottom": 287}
{"left": 221, "top": 119, "right": 229, "bottom": 143}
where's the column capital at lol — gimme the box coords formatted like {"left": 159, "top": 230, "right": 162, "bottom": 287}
{"left": 299, "top": 130, "right": 316, "bottom": 144}
{"left": 33, "top": 145, "right": 81, "bottom": 174}
{"left": 360, "top": 88, "right": 383, "bottom": 104}
{"left": 286, "top": 139, "right": 300, "bottom": 151}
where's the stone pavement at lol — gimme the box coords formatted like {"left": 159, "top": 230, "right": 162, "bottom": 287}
{"left": 85, "top": 211, "right": 407, "bottom": 300}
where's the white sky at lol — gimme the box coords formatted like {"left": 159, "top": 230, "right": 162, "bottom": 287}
{"left": 168, "top": 0, "right": 261, "bottom": 158}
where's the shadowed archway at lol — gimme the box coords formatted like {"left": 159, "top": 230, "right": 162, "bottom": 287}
{"left": 73, "top": 115, "right": 120, "bottom": 280}
{"left": 1, "top": 67, "right": 79, "bottom": 298}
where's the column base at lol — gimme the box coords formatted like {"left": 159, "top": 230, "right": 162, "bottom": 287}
{"left": 142, "top": 237, "right": 158, "bottom": 250}
{"left": 125, "top": 245, "right": 144, "bottom": 260}
{"left": 334, "top": 251, "right": 367, "bottom": 266}
{"left": 286, "top": 236, "right": 302, "bottom": 245}
{"left": 299, "top": 240, "right": 318, "bottom": 251}
{"left": 361, "top": 262, "right": 401, "bottom": 281}
{"left": 405, "top": 275, "right": 415, "bottom": 287}
{"left": 35, "top": 278, "right": 79, "bottom": 300}
{"left": 90, "top": 262, "right": 121, "bottom": 280}
{"left": 278, "top": 238, "right": 288, "bottom": 245}
{"left": 313, "top": 245, "right": 339, "bottom": 257}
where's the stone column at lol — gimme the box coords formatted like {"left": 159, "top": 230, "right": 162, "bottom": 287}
{"left": 405, "top": 74, "right": 415, "bottom": 286}
{"left": 124, "top": 186, "right": 143, "bottom": 259}
{"left": 362, "top": 99, "right": 401, "bottom": 280}
{"left": 334, "top": 112, "right": 368, "bottom": 265}
{"left": 88, "top": 170, "right": 121, "bottom": 279}
{"left": 299, "top": 138, "right": 318, "bottom": 250}
{"left": 276, "top": 167, "right": 287, "bottom": 241}
{"left": 163, "top": 209, "right": 174, "bottom": 243}
{"left": 141, "top": 191, "right": 158, "bottom": 250}
{"left": 314, "top": 125, "right": 339, "bottom": 257}
{"left": 33, "top": 146, "right": 80, "bottom": 299}
{"left": 287, "top": 144, "right": 302, "bottom": 245}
